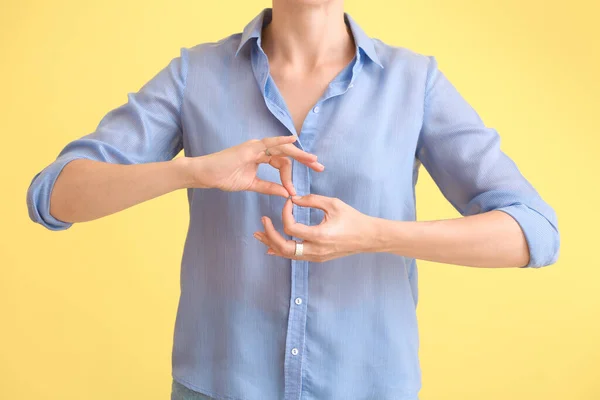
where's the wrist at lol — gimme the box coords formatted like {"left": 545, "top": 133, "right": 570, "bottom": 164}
{"left": 368, "top": 217, "right": 411, "bottom": 254}
{"left": 171, "top": 156, "right": 211, "bottom": 189}
{"left": 363, "top": 217, "right": 389, "bottom": 253}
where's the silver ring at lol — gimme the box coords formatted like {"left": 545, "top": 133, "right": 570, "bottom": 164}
{"left": 265, "top": 148, "right": 272, "bottom": 157}
{"left": 294, "top": 241, "right": 304, "bottom": 257}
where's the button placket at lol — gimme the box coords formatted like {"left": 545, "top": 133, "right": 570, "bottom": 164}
{"left": 249, "top": 38, "right": 366, "bottom": 399}
{"left": 283, "top": 161, "right": 311, "bottom": 400}
{"left": 251, "top": 43, "right": 300, "bottom": 139}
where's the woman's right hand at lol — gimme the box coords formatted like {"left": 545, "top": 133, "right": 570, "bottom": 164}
{"left": 183, "top": 136, "right": 324, "bottom": 198}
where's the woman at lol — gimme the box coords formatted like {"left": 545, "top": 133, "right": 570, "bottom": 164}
{"left": 27, "top": 1, "right": 559, "bottom": 399}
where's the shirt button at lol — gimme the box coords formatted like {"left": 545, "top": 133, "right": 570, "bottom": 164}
{"left": 295, "top": 297, "right": 302, "bottom": 305}
{"left": 313, "top": 106, "right": 320, "bottom": 114}
{"left": 291, "top": 348, "right": 299, "bottom": 356}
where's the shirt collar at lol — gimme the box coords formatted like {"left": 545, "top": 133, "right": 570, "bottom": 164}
{"left": 235, "top": 8, "right": 384, "bottom": 69}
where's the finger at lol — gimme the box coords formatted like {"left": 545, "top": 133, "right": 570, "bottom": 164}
{"left": 254, "top": 231, "right": 277, "bottom": 254}
{"left": 264, "top": 238, "right": 320, "bottom": 262}
{"left": 262, "top": 217, "right": 296, "bottom": 256}
{"left": 253, "top": 231, "right": 272, "bottom": 248}
{"left": 255, "top": 145, "right": 323, "bottom": 173}
{"left": 291, "top": 194, "right": 339, "bottom": 213}
{"left": 252, "top": 136, "right": 297, "bottom": 163}
{"left": 254, "top": 235, "right": 277, "bottom": 257}
{"left": 270, "top": 157, "right": 296, "bottom": 196}
{"left": 268, "top": 144, "right": 325, "bottom": 171}
{"left": 282, "top": 198, "right": 319, "bottom": 239}
{"left": 305, "top": 160, "right": 326, "bottom": 172}
{"left": 250, "top": 179, "right": 289, "bottom": 198}
{"left": 261, "top": 135, "right": 297, "bottom": 148}
{"left": 267, "top": 143, "right": 315, "bottom": 162}
{"left": 254, "top": 229, "right": 323, "bottom": 261}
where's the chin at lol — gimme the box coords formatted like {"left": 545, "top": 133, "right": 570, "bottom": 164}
{"left": 282, "top": 0, "right": 339, "bottom": 5}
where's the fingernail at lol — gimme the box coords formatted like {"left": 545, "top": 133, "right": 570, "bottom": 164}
{"left": 267, "top": 250, "right": 275, "bottom": 255}
{"left": 317, "top": 162, "right": 325, "bottom": 170}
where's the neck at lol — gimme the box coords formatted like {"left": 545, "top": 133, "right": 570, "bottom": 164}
{"left": 263, "top": 1, "right": 354, "bottom": 71}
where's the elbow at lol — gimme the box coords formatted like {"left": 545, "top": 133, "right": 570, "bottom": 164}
{"left": 467, "top": 191, "right": 560, "bottom": 268}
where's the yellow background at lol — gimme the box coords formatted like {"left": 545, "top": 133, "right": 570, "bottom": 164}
{"left": 1, "top": 0, "right": 598, "bottom": 399}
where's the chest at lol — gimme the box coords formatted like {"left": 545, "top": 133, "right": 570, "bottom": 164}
{"left": 270, "top": 72, "right": 335, "bottom": 134}
{"left": 181, "top": 62, "right": 426, "bottom": 217}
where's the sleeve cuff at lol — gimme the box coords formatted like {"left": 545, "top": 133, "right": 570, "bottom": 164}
{"left": 26, "top": 156, "right": 87, "bottom": 231}
{"left": 496, "top": 203, "right": 560, "bottom": 268}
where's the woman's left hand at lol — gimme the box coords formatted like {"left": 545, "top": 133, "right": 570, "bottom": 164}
{"left": 253, "top": 194, "right": 380, "bottom": 262}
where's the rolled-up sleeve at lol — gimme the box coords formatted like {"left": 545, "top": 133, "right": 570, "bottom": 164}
{"left": 26, "top": 48, "right": 189, "bottom": 231}
{"left": 416, "top": 56, "right": 560, "bottom": 268}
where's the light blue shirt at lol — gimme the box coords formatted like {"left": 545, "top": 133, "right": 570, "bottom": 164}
{"left": 27, "top": 9, "right": 560, "bottom": 400}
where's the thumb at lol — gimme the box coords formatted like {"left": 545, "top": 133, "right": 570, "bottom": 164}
{"left": 250, "top": 178, "right": 290, "bottom": 198}
{"left": 291, "top": 194, "right": 338, "bottom": 212}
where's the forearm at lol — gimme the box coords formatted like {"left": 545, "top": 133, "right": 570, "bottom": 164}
{"left": 372, "top": 210, "right": 529, "bottom": 268}
{"left": 49, "top": 157, "right": 195, "bottom": 223}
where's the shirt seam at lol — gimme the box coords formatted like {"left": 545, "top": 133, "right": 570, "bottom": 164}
{"left": 178, "top": 47, "right": 190, "bottom": 152}
{"left": 415, "top": 56, "right": 437, "bottom": 160}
